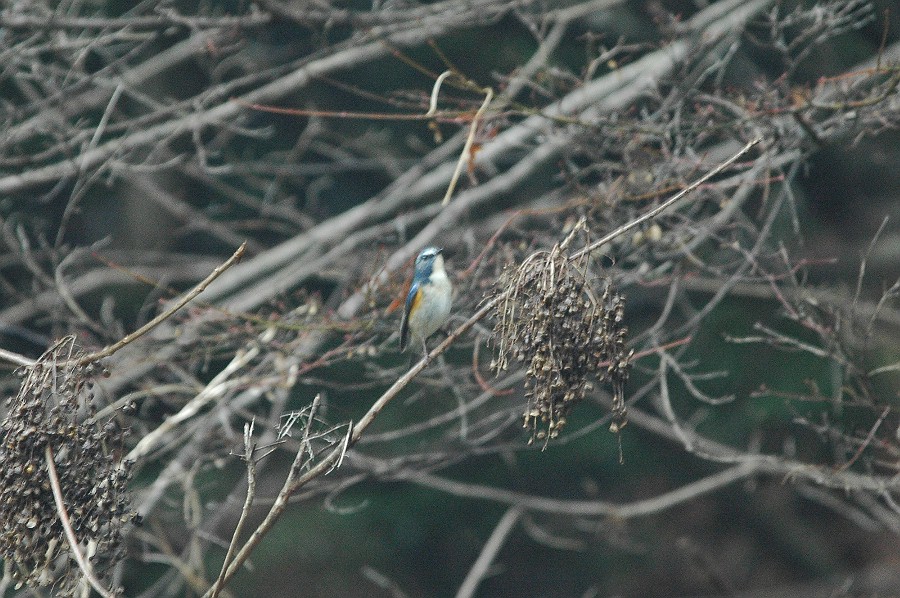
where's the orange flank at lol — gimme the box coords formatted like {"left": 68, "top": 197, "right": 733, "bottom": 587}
{"left": 386, "top": 275, "right": 413, "bottom": 315}
{"left": 409, "top": 287, "right": 423, "bottom": 314}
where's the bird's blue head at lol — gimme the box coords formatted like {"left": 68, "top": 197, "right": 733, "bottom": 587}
{"left": 413, "top": 247, "right": 442, "bottom": 283}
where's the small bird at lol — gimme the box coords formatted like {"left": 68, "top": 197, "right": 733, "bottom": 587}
{"left": 400, "top": 247, "right": 452, "bottom": 355}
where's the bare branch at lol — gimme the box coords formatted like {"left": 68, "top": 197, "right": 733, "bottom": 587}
{"left": 45, "top": 446, "right": 117, "bottom": 598}
{"left": 455, "top": 507, "right": 523, "bottom": 598}
{"left": 78, "top": 242, "right": 246, "bottom": 365}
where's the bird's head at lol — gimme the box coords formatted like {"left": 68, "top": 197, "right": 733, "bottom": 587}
{"left": 414, "top": 247, "right": 444, "bottom": 280}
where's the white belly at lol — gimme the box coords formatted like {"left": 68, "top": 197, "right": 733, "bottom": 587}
{"left": 409, "top": 274, "right": 452, "bottom": 341}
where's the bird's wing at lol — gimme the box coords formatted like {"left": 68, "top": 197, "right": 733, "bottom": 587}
{"left": 399, "top": 282, "right": 421, "bottom": 351}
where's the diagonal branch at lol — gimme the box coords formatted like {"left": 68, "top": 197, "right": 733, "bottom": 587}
{"left": 45, "top": 446, "right": 117, "bottom": 598}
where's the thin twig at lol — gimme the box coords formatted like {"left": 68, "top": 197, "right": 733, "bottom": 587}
{"left": 0, "top": 347, "right": 35, "bottom": 367}
{"left": 836, "top": 407, "right": 891, "bottom": 473}
{"left": 208, "top": 421, "right": 258, "bottom": 598}
{"left": 77, "top": 242, "right": 246, "bottom": 365}
{"left": 0, "top": 12, "right": 271, "bottom": 30}
{"left": 200, "top": 394, "right": 322, "bottom": 598}
{"left": 45, "top": 446, "right": 117, "bottom": 598}
{"left": 126, "top": 343, "right": 259, "bottom": 461}
{"left": 455, "top": 507, "right": 522, "bottom": 598}
{"left": 854, "top": 215, "right": 888, "bottom": 334}
{"left": 427, "top": 71, "right": 456, "bottom": 116}
{"left": 414, "top": 462, "right": 759, "bottom": 517}
{"left": 570, "top": 137, "right": 762, "bottom": 260}
{"left": 442, "top": 83, "right": 494, "bottom": 206}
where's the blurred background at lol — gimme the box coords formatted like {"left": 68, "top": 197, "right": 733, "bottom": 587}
{"left": 0, "top": 0, "right": 898, "bottom": 596}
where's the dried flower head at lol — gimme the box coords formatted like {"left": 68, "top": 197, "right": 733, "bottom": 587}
{"left": 490, "top": 234, "right": 631, "bottom": 447}
{"left": 0, "top": 337, "right": 131, "bottom": 594}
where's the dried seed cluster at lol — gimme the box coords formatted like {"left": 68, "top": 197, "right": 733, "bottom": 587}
{"left": 0, "top": 337, "right": 131, "bottom": 594}
{"left": 491, "top": 243, "right": 631, "bottom": 446}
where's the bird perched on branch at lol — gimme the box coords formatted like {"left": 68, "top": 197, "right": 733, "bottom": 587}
{"left": 400, "top": 247, "right": 452, "bottom": 355}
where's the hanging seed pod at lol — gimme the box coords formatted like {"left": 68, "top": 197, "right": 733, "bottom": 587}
{"left": 490, "top": 236, "right": 631, "bottom": 448}
{"left": 0, "top": 337, "right": 131, "bottom": 595}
